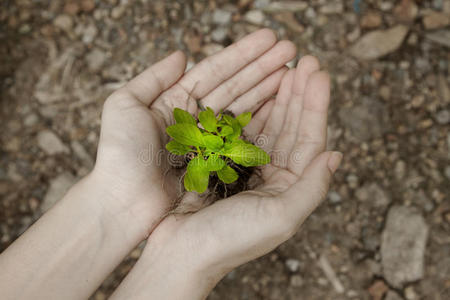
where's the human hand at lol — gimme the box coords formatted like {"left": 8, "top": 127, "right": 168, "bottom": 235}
{"left": 91, "top": 29, "right": 296, "bottom": 238}
{"left": 110, "top": 56, "right": 342, "bottom": 299}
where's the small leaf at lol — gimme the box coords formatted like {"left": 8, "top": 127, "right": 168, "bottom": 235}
{"left": 220, "top": 125, "right": 233, "bottom": 136}
{"left": 166, "top": 124, "right": 204, "bottom": 146}
{"left": 222, "top": 115, "right": 235, "bottom": 125}
{"left": 222, "top": 115, "right": 241, "bottom": 140}
{"left": 205, "top": 154, "right": 226, "bottom": 171}
{"left": 173, "top": 108, "right": 197, "bottom": 125}
{"left": 203, "top": 134, "right": 224, "bottom": 151}
{"left": 217, "top": 165, "right": 238, "bottom": 184}
{"left": 198, "top": 107, "right": 217, "bottom": 132}
{"left": 236, "top": 112, "right": 252, "bottom": 127}
{"left": 166, "top": 140, "right": 192, "bottom": 155}
{"left": 222, "top": 142, "right": 270, "bottom": 167}
{"left": 184, "top": 157, "right": 210, "bottom": 193}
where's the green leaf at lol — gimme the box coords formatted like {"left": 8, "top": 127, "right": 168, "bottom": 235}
{"left": 203, "top": 134, "right": 224, "bottom": 151}
{"left": 165, "top": 140, "right": 192, "bottom": 155}
{"left": 222, "top": 142, "right": 271, "bottom": 167}
{"left": 173, "top": 108, "right": 197, "bottom": 125}
{"left": 198, "top": 107, "right": 217, "bottom": 132}
{"left": 222, "top": 115, "right": 235, "bottom": 125}
{"left": 217, "top": 165, "right": 238, "bottom": 184}
{"left": 236, "top": 112, "right": 252, "bottom": 127}
{"left": 220, "top": 125, "right": 233, "bottom": 136}
{"left": 205, "top": 154, "right": 226, "bottom": 171}
{"left": 184, "top": 157, "right": 210, "bottom": 193}
{"left": 166, "top": 124, "right": 204, "bottom": 146}
{"left": 222, "top": 115, "right": 241, "bottom": 140}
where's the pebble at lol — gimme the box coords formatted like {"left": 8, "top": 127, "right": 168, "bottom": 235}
{"left": 285, "top": 258, "right": 301, "bottom": 272}
{"left": 360, "top": 12, "right": 382, "bottom": 28}
{"left": 86, "top": 48, "right": 107, "bottom": 72}
{"left": 368, "top": 280, "right": 388, "bottom": 300}
{"left": 435, "top": 109, "right": 450, "bottom": 125}
{"left": 82, "top": 23, "right": 98, "bottom": 44}
{"left": 381, "top": 206, "right": 429, "bottom": 288}
{"left": 212, "top": 9, "right": 232, "bottom": 25}
{"left": 328, "top": 191, "right": 342, "bottom": 204}
{"left": 423, "top": 12, "right": 450, "bottom": 30}
{"left": 201, "top": 43, "right": 224, "bottom": 56}
{"left": 393, "top": 0, "right": 418, "bottom": 22}
{"left": 263, "top": 1, "right": 308, "bottom": 12}
{"left": 41, "top": 172, "right": 77, "bottom": 212}
{"left": 111, "top": 5, "right": 126, "bottom": 19}
{"left": 211, "top": 27, "right": 228, "bottom": 43}
{"left": 37, "top": 130, "right": 69, "bottom": 155}
{"left": 53, "top": 14, "right": 73, "bottom": 32}
{"left": 24, "top": 113, "right": 39, "bottom": 127}
{"left": 349, "top": 25, "right": 409, "bottom": 60}
{"left": 319, "top": 1, "right": 344, "bottom": 14}
{"left": 290, "top": 275, "right": 304, "bottom": 287}
{"left": 385, "top": 290, "right": 403, "bottom": 300}
{"left": 244, "top": 10, "right": 266, "bottom": 25}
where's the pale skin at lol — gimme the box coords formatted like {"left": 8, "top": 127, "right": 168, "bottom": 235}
{"left": 0, "top": 29, "right": 342, "bottom": 299}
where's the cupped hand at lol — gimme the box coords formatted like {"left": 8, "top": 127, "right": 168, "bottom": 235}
{"left": 110, "top": 55, "right": 342, "bottom": 299}
{"left": 91, "top": 29, "right": 296, "bottom": 238}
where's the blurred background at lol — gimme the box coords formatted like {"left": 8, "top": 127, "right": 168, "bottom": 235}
{"left": 1, "top": 0, "right": 449, "bottom": 299}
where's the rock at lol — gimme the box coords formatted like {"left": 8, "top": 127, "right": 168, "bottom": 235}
{"left": 262, "top": 1, "right": 308, "bottom": 13}
{"left": 184, "top": 32, "right": 202, "bottom": 53}
{"left": 290, "top": 275, "right": 304, "bottom": 287}
{"left": 404, "top": 286, "right": 417, "bottom": 300}
{"left": 328, "top": 190, "right": 342, "bottom": 204}
{"left": 368, "top": 280, "right": 388, "bottom": 300}
{"left": 349, "top": 25, "right": 409, "bottom": 60}
{"left": 285, "top": 258, "right": 301, "bottom": 272}
{"left": 445, "top": 165, "right": 450, "bottom": 180}
{"left": 423, "top": 12, "right": 450, "bottom": 30}
{"left": 244, "top": 10, "right": 266, "bottom": 25}
{"left": 438, "top": 75, "right": 450, "bottom": 103}
{"left": 273, "top": 12, "right": 305, "bottom": 33}
{"left": 81, "top": 0, "right": 95, "bottom": 12}
{"left": 53, "top": 14, "right": 73, "bottom": 32}
{"left": 338, "top": 98, "right": 390, "bottom": 141}
{"left": 212, "top": 9, "right": 232, "bottom": 25}
{"left": 393, "top": 0, "right": 418, "bottom": 22}
{"left": 319, "top": 1, "right": 344, "bottom": 14}
{"left": 41, "top": 172, "right": 77, "bottom": 212}
{"left": 37, "top": 130, "right": 69, "bottom": 155}
{"left": 360, "top": 12, "right": 382, "bottom": 28}
{"left": 64, "top": 2, "right": 80, "bottom": 15}
{"left": 381, "top": 206, "right": 429, "bottom": 288}
{"left": 111, "top": 5, "right": 126, "bottom": 19}
{"left": 24, "top": 113, "right": 39, "bottom": 127}
{"left": 435, "top": 109, "right": 450, "bottom": 124}
{"left": 82, "top": 23, "right": 98, "bottom": 44}
{"left": 86, "top": 48, "right": 107, "bottom": 72}
{"left": 426, "top": 29, "right": 450, "bottom": 48}
{"left": 211, "top": 27, "right": 228, "bottom": 43}
{"left": 385, "top": 290, "right": 403, "bottom": 300}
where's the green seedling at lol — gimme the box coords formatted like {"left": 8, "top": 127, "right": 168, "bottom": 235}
{"left": 165, "top": 107, "right": 271, "bottom": 193}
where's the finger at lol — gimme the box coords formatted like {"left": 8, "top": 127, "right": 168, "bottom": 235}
{"left": 201, "top": 41, "right": 297, "bottom": 112}
{"left": 260, "top": 69, "right": 295, "bottom": 151}
{"left": 289, "top": 71, "right": 330, "bottom": 176}
{"left": 244, "top": 99, "right": 275, "bottom": 139}
{"left": 226, "top": 67, "right": 288, "bottom": 116}
{"left": 271, "top": 56, "right": 320, "bottom": 167}
{"left": 179, "top": 29, "right": 277, "bottom": 99}
{"left": 282, "top": 151, "right": 342, "bottom": 227}
{"left": 124, "top": 51, "right": 187, "bottom": 106}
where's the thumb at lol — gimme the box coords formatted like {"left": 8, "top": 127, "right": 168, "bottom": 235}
{"left": 282, "top": 151, "right": 342, "bottom": 226}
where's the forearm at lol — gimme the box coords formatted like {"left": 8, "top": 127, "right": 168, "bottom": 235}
{"left": 0, "top": 173, "right": 151, "bottom": 300}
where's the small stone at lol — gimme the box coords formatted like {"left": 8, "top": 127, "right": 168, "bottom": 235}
{"left": 393, "top": 0, "right": 418, "bottom": 22}
{"left": 64, "top": 2, "right": 80, "bottom": 15}
{"left": 349, "top": 25, "right": 409, "bottom": 60}
{"left": 435, "top": 109, "right": 450, "bottom": 124}
{"left": 86, "top": 48, "right": 107, "bottom": 72}
{"left": 360, "top": 12, "right": 382, "bottom": 28}
{"left": 319, "top": 1, "right": 344, "bottom": 14}
{"left": 41, "top": 172, "right": 77, "bottom": 212}
{"left": 263, "top": 1, "right": 308, "bottom": 13}
{"left": 37, "top": 130, "right": 69, "bottom": 155}
{"left": 423, "top": 12, "right": 450, "bottom": 30}
{"left": 368, "top": 280, "right": 389, "bottom": 300}
{"left": 81, "top": 0, "right": 95, "bottom": 12}
{"left": 445, "top": 165, "right": 450, "bottom": 180}
{"left": 244, "top": 10, "right": 266, "bottom": 25}
{"left": 273, "top": 12, "right": 304, "bottom": 33}
{"left": 212, "top": 9, "right": 232, "bottom": 25}
{"left": 379, "top": 85, "right": 391, "bottom": 101}
{"left": 346, "top": 174, "right": 359, "bottom": 189}
{"left": 53, "top": 14, "right": 73, "bottom": 32}
{"left": 82, "top": 23, "right": 98, "bottom": 44}
{"left": 290, "top": 275, "right": 304, "bottom": 287}
{"left": 426, "top": 29, "right": 450, "bottom": 48}
{"left": 24, "top": 113, "right": 39, "bottom": 127}
{"left": 111, "top": 5, "right": 126, "bottom": 19}
{"left": 381, "top": 206, "right": 429, "bottom": 288}
{"left": 285, "top": 258, "right": 301, "bottom": 272}
{"left": 328, "top": 191, "right": 342, "bottom": 204}
{"left": 394, "top": 160, "right": 406, "bottom": 180}
{"left": 404, "top": 286, "right": 417, "bottom": 300}
{"left": 355, "top": 183, "right": 390, "bottom": 207}
{"left": 211, "top": 27, "right": 228, "bottom": 43}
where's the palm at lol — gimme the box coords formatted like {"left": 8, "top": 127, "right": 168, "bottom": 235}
{"left": 93, "top": 29, "right": 296, "bottom": 231}
{"left": 143, "top": 54, "right": 338, "bottom": 276}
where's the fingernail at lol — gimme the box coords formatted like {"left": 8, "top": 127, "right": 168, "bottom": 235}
{"left": 328, "top": 152, "right": 343, "bottom": 173}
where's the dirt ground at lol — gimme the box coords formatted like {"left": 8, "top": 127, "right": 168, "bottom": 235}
{"left": 1, "top": 0, "right": 449, "bottom": 299}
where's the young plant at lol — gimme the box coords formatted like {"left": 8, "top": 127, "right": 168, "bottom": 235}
{"left": 165, "top": 107, "right": 271, "bottom": 193}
